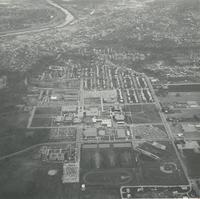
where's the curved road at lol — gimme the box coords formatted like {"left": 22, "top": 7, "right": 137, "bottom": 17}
{"left": 0, "top": 0, "right": 74, "bottom": 38}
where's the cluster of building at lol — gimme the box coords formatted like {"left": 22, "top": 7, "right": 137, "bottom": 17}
{"left": 181, "top": 123, "right": 200, "bottom": 135}
{"left": 82, "top": 126, "right": 131, "bottom": 141}
{"left": 30, "top": 65, "right": 80, "bottom": 89}
{"left": 38, "top": 89, "right": 79, "bottom": 106}
{"left": 62, "top": 162, "right": 79, "bottom": 183}
{"left": 54, "top": 105, "right": 80, "bottom": 126}
{"left": 49, "top": 127, "right": 77, "bottom": 141}
{"left": 39, "top": 144, "right": 77, "bottom": 162}
{"left": 82, "top": 62, "right": 153, "bottom": 104}
{"left": 121, "top": 185, "right": 190, "bottom": 199}
{"left": 162, "top": 101, "right": 200, "bottom": 113}
{"left": 146, "top": 61, "right": 200, "bottom": 83}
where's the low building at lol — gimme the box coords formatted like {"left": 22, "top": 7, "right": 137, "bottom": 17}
{"left": 55, "top": 116, "right": 64, "bottom": 123}
{"left": 83, "top": 128, "right": 97, "bottom": 139}
{"left": 49, "top": 152, "right": 65, "bottom": 161}
{"left": 116, "top": 128, "right": 126, "bottom": 139}
{"left": 151, "top": 142, "right": 166, "bottom": 151}
{"left": 85, "top": 107, "right": 99, "bottom": 117}
{"left": 62, "top": 106, "right": 77, "bottom": 113}
{"left": 73, "top": 117, "right": 82, "bottom": 124}
{"left": 114, "top": 114, "right": 125, "bottom": 124}
{"left": 98, "top": 129, "right": 106, "bottom": 137}
{"left": 187, "top": 101, "right": 199, "bottom": 108}
{"left": 101, "top": 119, "right": 112, "bottom": 127}
{"left": 181, "top": 124, "right": 197, "bottom": 133}
{"left": 64, "top": 115, "right": 73, "bottom": 123}
{"left": 50, "top": 95, "right": 59, "bottom": 101}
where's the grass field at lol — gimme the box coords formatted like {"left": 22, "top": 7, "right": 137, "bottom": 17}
{"left": 0, "top": 149, "right": 79, "bottom": 199}
{"left": 136, "top": 141, "right": 188, "bottom": 186}
{"left": 159, "top": 92, "right": 200, "bottom": 104}
{"left": 123, "top": 104, "right": 162, "bottom": 124}
{"left": 35, "top": 107, "right": 61, "bottom": 115}
{"left": 0, "top": 128, "right": 49, "bottom": 157}
{"left": 183, "top": 148, "right": 200, "bottom": 178}
{"left": 31, "top": 117, "right": 52, "bottom": 128}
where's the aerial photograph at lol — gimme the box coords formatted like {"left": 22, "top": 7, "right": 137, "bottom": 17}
{"left": 0, "top": 0, "right": 200, "bottom": 198}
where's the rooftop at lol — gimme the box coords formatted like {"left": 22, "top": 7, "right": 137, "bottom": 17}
{"left": 83, "top": 128, "right": 97, "bottom": 137}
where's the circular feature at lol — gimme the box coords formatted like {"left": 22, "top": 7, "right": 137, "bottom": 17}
{"left": 83, "top": 169, "right": 133, "bottom": 185}
{"left": 160, "top": 162, "right": 177, "bottom": 174}
{"left": 48, "top": 169, "right": 58, "bottom": 176}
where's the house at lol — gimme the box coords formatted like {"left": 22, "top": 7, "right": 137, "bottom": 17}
{"left": 101, "top": 119, "right": 112, "bottom": 127}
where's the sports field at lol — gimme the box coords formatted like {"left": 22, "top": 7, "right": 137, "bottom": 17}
{"left": 80, "top": 141, "right": 189, "bottom": 187}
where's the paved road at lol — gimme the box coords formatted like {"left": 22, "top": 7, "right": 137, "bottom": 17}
{"left": 166, "top": 83, "right": 200, "bottom": 86}
{"left": 145, "top": 73, "right": 191, "bottom": 186}
{"left": 0, "top": 0, "right": 74, "bottom": 38}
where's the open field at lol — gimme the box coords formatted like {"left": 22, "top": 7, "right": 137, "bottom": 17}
{"left": 35, "top": 107, "right": 61, "bottom": 115}
{"left": 159, "top": 92, "right": 200, "bottom": 104}
{"left": 81, "top": 187, "right": 120, "bottom": 199}
{"left": 0, "top": 128, "right": 50, "bottom": 157}
{"left": 183, "top": 148, "right": 200, "bottom": 178}
{"left": 168, "top": 84, "right": 200, "bottom": 92}
{"left": 31, "top": 117, "right": 52, "bottom": 128}
{"left": 123, "top": 104, "right": 162, "bottom": 124}
{"left": 166, "top": 109, "right": 200, "bottom": 122}
{"left": 0, "top": 149, "right": 79, "bottom": 199}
